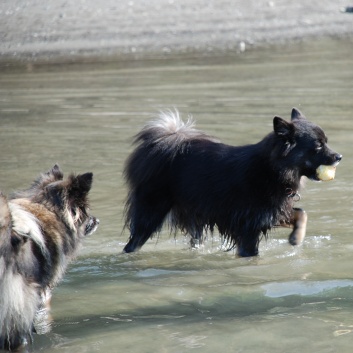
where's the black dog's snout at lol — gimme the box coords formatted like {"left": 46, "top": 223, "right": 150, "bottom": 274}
{"left": 335, "top": 154, "right": 342, "bottom": 162}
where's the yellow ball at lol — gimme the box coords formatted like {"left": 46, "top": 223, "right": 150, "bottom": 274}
{"left": 316, "top": 165, "right": 336, "bottom": 181}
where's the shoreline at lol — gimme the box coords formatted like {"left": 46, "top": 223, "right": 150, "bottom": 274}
{"left": 1, "top": 0, "right": 353, "bottom": 65}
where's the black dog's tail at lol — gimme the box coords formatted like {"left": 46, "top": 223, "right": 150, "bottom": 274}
{"left": 123, "top": 110, "right": 217, "bottom": 252}
{"left": 124, "top": 110, "right": 217, "bottom": 186}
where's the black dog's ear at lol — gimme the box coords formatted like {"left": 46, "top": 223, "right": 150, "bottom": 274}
{"left": 273, "top": 116, "right": 294, "bottom": 139}
{"left": 291, "top": 107, "right": 306, "bottom": 121}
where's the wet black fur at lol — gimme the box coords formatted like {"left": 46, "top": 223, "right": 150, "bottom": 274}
{"left": 123, "top": 108, "right": 341, "bottom": 256}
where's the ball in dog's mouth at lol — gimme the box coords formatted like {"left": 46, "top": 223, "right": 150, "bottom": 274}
{"left": 316, "top": 165, "right": 336, "bottom": 181}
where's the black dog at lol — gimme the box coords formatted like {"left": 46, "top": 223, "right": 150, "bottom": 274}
{"left": 123, "top": 108, "right": 341, "bottom": 256}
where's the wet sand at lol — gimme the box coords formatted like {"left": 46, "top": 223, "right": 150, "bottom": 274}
{"left": 0, "top": 0, "right": 352, "bottom": 63}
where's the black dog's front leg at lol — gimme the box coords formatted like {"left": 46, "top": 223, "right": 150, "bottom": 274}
{"left": 288, "top": 207, "right": 308, "bottom": 245}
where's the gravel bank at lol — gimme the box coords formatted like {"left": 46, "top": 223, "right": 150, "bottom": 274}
{"left": 1, "top": 0, "right": 352, "bottom": 63}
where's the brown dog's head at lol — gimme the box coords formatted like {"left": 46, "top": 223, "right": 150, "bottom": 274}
{"left": 41, "top": 170, "right": 99, "bottom": 238}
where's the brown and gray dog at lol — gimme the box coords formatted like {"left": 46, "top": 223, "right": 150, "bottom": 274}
{"left": 0, "top": 165, "right": 99, "bottom": 351}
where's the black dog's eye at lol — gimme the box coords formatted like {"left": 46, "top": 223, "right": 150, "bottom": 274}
{"left": 315, "top": 142, "right": 323, "bottom": 151}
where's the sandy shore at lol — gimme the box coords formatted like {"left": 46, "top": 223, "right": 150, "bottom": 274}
{"left": 0, "top": 0, "right": 352, "bottom": 63}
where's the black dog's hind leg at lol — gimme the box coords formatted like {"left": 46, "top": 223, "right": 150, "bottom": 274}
{"left": 124, "top": 224, "right": 156, "bottom": 253}
{"left": 123, "top": 196, "right": 172, "bottom": 253}
{"left": 288, "top": 208, "right": 307, "bottom": 245}
{"left": 236, "top": 231, "right": 261, "bottom": 257}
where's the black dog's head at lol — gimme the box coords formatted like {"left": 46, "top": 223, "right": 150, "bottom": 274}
{"left": 273, "top": 108, "right": 342, "bottom": 181}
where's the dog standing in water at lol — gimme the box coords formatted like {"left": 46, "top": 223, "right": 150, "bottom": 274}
{"left": 123, "top": 108, "right": 341, "bottom": 256}
{"left": 0, "top": 165, "right": 99, "bottom": 351}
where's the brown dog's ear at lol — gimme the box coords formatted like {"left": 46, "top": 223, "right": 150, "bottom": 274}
{"left": 68, "top": 173, "right": 93, "bottom": 198}
{"left": 273, "top": 116, "right": 294, "bottom": 139}
{"left": 76, "top": 173, "right": 93, "bottom": 194}
{"left": 65, "top": 173, "right": 93, "bottom": 207}
{"left": 48, "top": 164, "right": 64, "bottom": 180}
{"left": 291, "top": 107, "right": 306, "bottom": 121}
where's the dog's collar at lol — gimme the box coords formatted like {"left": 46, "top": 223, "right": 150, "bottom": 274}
{"left": 285, "top": 188, "right": 301, "bottom": 202}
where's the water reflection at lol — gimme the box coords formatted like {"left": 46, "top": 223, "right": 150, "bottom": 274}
{"left": 0, "top": 38, "right": 353, "bottom": 352}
